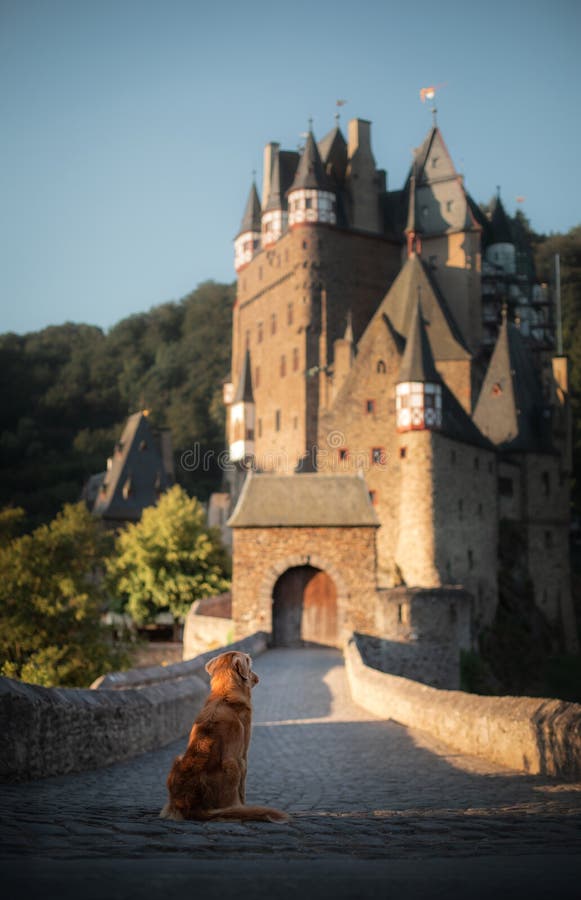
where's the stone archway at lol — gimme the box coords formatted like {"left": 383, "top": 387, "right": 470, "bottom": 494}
{"left": 272, "top": 565, "right": 338, "bottom": 647}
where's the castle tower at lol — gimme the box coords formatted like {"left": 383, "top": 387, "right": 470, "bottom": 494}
{"left": 234, "top": 182, "right": 261, "bottom": 273}
{"left": 288, "top": 129, "right": 337, "bottom": 227}
{"left": 228, "top": 348, "right": 256, "bottom": 464}
{"left": 262, "top": 148, "right": 287, "bottom": 247}
{"left": 395, "top": 297, "right": 443, "bottom": 432}
{"left": 407, "top": 124, "right": 482, "bottom": 352}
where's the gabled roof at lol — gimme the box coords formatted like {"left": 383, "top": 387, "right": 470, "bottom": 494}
{"left": 92, "top": 412, "right": 171, "bottom": 522}
{"left": 238, "top": 182, "right": 261, "bottom": 235}
{"left": 378, "top": 254, "right": 471, "bottom": 361}
{"left": 228, "top": 473, "right": 379, "bottom": 527}
{"left": 288, "top": 131, "right": 331, "bottom": 193}
{"left": 233, "top": 348, "right": 255, "bottom": 403}
{"left": 488, "top": 194, "right": 513, "bottom": 244}
{"left": 473, "top": 315, "right": 552, "bottom": 452}
{"left": 397, "top": 298, "right": 440, "bottom": 383}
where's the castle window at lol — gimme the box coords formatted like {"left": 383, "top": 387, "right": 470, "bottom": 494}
{"left": 499, "top": 477, "right": 513, "bottom": 497}
{"left": 542, "top": 471, "right": 550, "bottom": 496}
{"left": 468, "top": 549, "right": 474, "bottom": 570}
{"left": 271, "top": 313, "right": 277, "bottom": 335}
{"left": 255, "top": 367, "right": 260, "bottom": 388}
{"left": 366, "top": 399, "right": 376, "bottom": 414}
{"left": 258, "top": 418, "right": 262, "bottom": 438}
{"left": 258, "top": 322, "right": 263, "bottom": 343}
{"left": 338, "top": 448, "right": 348, "bottom": 462}
{"left": 246, "top": 429, "right": 254, "bottom": 441}
{"left": 293, "top": 348, "right": 299, "bottom": 372}
{"left": 545, "top": 530, "right": 553, "bottom": 549}
{"left": 368, "top": 490, "right": 378, "bottom": 505}
{"left": 446, "top": 200, "right": 453, "bottom": 213}
{"left": 305, "top": 198, "right": 312, "bottom": 209}
{"left": 432, "top": 156, "right": 439, "bottom": 168}
{"left": 371, "top": 447, "right": 386, "bottom": 465}
{"left": 376, "top": 360, "right": 386, "bottom": 374}
{"left": 399, "top": 446, "right": 407, "bottom": 459}
{"left": 280, "top": 355, "right": 286, "bottom": 377}
{"left": 275, "top": 410, "right": 281, "bottom": 432}
{"left": 288, "top": 303, "right": 294, "bottom": 325}
{"left": 302, "top": 240, "right": 308, "bottom": 249}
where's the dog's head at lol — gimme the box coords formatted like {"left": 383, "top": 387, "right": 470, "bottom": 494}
{"left": 205, "top": 651, "right": 259, "bottom": 688}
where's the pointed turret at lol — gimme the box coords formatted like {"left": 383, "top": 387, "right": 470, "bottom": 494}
{"left": 288, "top": 129, "right": 337, "bottom": 227}
{"left": 229, "top": 349, "right": 256, "bottom": 462}
{"left": 484, "top": 190, "right": 516, "bottom": 274}
{"left": 473, "top": 311, "right": 551, "bottom": 451}
{"left": 234, "top": 182, "right": 261, "bottom": 272}
{"left": 395, "top": 298, "right": 442, "bottom": 432}
{"left": 262, "top": 151, "right": 287, "bottom": 246}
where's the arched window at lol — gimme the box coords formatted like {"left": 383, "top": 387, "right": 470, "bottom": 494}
{"left": 376, "top": 360, "right": 386, "bottom": 374}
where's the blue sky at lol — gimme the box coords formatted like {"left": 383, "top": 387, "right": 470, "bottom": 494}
{"left": 1, "top": 0, "right": 580, "bottom": 335}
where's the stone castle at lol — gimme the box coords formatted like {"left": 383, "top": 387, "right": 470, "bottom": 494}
{"left": 210, "top": 113, "right": 577, "bottom": 673}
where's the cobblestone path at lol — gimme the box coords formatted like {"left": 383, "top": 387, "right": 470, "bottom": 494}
{"left": 1, "top": 647, "right": 580, "bottom": 894}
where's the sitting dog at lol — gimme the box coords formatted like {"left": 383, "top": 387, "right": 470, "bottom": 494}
{"left": 160, "top": 650, "right": 289, "bottom": 822}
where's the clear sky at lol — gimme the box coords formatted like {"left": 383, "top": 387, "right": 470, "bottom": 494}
{"left": 1, "top": 0, "right": 580, "bottom": 335}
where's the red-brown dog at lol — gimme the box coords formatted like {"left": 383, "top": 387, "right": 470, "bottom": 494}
{"left": 160, "top": 650, "right": 289, "bottom": 822}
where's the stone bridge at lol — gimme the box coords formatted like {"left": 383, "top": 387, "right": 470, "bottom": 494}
{"left": 1, "top": 645, "right": 581, "bottom": 899}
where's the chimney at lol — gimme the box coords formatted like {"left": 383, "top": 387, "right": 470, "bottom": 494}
{"left": 262, "top": 142, "right": 279, "bottom": 211}
{"left": 346, "top": 119, "right": 381, "bottom": 233}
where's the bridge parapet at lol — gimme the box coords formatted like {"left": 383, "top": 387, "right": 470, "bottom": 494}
{"left": 0, "top": 632, "right": 267, "bottom": 783}
{"left": 345, "top": 635, "right": 581, "bottom": 780}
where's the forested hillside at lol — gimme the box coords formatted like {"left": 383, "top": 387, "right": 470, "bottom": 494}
{"left": 0, "top": 281, "right": 234, "bottom": 529}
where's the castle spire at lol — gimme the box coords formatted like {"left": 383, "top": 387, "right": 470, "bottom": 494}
{"left": 234, "top": 181, "right": 261, "bottom": 272}
{"left": 288, "top": 127, "right": 336, "bottom": 228}
{"left": 396, "top": 298, "right": 442, "bottom": 432}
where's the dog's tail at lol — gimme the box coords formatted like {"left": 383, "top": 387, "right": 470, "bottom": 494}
{"left": 204, "top": 805, "right": 290, "bottom": 823}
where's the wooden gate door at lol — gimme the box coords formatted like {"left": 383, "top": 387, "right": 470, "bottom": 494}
{"left": 272, "top": 566, "right": 338, "bottom": 647}
{"left": 302, "top": 570, "right": 338, "bottom": 646}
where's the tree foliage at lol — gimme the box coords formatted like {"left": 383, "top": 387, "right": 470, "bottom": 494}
{"left": 0, "top": 503, "right": 126, "bottom": 687}
{"left": 108, "top": 485, "right": 230, "bottom": 627}
{"left": 0, "top": 281, "right": 234, "bottom": 529}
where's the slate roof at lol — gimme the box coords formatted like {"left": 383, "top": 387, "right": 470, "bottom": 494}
{"left": 378, "top": 254, "right": 471, "bottom": 362}
{"left": 473, "top": 316, "right": 552, "bottom": 452}
{"left": 92, "top": 412, "right": 171, "bottom": 522}
{"left": 233, "top": 349, "right": 255, "bottom": 403}
{"left": 397, "top": 298, "right": 440, "bottom": 383}
{"left": 238, "top": 182, "right": 261, "bottom": 235}
{"left": 318, "top": 126, "right": 347, "bottom": 182}
{"left": 288, "top": 131, "right": 331, "bottom": 193}
{"left": 488, "top": 194, "right": 513, "bottom": 244}
{"left": 228, "top": 473, "right": 379, "bottom": 528}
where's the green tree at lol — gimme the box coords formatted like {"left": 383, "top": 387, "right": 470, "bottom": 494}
{"left": 108, "top": 485, "right": 230, "bottom": 634}
{"left": 0, "top": 503, "right": 124, "bottom": 687}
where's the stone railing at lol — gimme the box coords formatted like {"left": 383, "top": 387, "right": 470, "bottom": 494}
{"left": 0, "top": 632, "right": 268, "bottom": 783}
{"left": 345, "top": 636, "right": 581, "bottom": 780}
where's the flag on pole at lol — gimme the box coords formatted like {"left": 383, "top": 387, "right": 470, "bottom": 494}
{"left": 336, "top": 99, "right": 347, "bottom": 107}
{"left": 420, "top": 86, "right": 436, "bottom": 103}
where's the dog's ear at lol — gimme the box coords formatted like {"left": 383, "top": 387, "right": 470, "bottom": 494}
{"left": 233, "top": 654, "right": 250, "bottom": 682}
{"left": 205, "top": 654, "right": 223, "bottom": 676}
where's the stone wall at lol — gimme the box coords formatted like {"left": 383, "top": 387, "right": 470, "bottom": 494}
{"left": 231, "top": 527, "right": 378, "bottom": 644}
{"left": 1, "top": 633, "right": 268, "bottom": 782}
{"left": 345, "top": 637, "right": 581, "bottom": 779}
